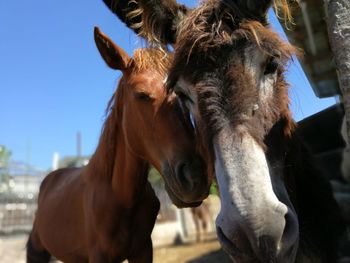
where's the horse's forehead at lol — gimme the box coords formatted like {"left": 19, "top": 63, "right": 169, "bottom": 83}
{"left": 174, "top": 44, "right": 265, "bottom": 85}
{"left": 129, "top": 71, "right": 164, "bottom": 87}
{"left": 127, "top": 71, "right": 167, "bottom": 97}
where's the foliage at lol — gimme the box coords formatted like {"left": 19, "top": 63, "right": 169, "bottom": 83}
{"left": 0, "top": 145, "right": 12, "bottom": 187}
{"left": 148, "top": 166, "right": 162, "bottom": 185}
{"left": 209, "top": 182, "right": 219, "bottom": 196}
{"left": 0, "top": 145, "right": 11, "bottom": 167}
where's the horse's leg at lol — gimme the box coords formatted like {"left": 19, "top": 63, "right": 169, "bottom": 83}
{"left": 26, "top": 227, "right": 51, "bottom": 263}
{"left": 201, "top": 217, "right": 208, "bottom": 241}
{"left": 198, "top": 217, "right": 203, "bottom": 242}
{"left": 128, "top": 238, "right": 153, "bottom": 263}
{"left": 193, "top": 215, "right": 200, "bottom": 243}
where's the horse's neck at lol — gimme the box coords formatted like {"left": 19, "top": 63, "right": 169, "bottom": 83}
{"left": 111, "top": 137, "right": 149, "bottom": 208}
{"left": 86, "top": 107, "right": 149, "bottom": 209}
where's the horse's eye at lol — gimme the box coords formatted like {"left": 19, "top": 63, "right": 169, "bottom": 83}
{"left": 135, "top": 92, "right": 152, "bottom": 101}
{"left": 264, "top": 58, "right": 279, "bottom": 75}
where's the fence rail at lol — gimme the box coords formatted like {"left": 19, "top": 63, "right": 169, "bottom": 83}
{"left": 0, "top": 195, "right": 36, "bottom": 234}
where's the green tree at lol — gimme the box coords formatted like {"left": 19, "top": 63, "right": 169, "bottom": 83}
{"left": 148, "top": 166, "right": 162, "bottom": 185}
{"left": 0, "top": 145, "right": 12, "bottom": 186}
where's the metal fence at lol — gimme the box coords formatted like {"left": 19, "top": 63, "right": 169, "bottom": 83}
{"left": 0, "top": 194, "right": 37, "bottom": 234}
{"left": 0, "top": 161, "right": 43, "bottom": 235}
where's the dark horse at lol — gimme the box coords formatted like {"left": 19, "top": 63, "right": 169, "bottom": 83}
{"left": 26, "top": 27, "right": 209, "bottom": 263}
{"left": 103, "top": 0, "right": 345, "bottom": 262}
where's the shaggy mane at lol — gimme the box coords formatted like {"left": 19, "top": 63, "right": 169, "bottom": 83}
{"left": 175, "top": 0, "right": 299, "bottom": 64}
{"left": 132, "top": 48, "right": 172, "bottom": 76}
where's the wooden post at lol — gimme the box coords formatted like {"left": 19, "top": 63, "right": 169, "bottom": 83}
{"left": 324, "top": 0, "right": 350, "bottom": 141}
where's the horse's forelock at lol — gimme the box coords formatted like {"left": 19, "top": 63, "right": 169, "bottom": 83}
{"left": 132, "top": 48, "right": 172, "bottom": 76}
{"left": 177, "top": 3, "right": 297, "bottom": 58}
{"left": 173, "top": 0, "right": 299, "bottom": 61}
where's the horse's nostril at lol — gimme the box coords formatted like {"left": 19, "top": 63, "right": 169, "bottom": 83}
{"left": 175, "top": 156, "right": 207, "bottom": 196}
{"left": 176, "top": 161, "right": 198, "bottom": 191}
{"left": 176, "top": 162, "right": 190, "bottom": 185}
{"left": 281, "top": 209, "right": 299, "bottom": 251}
{"left": 256, "top": 209, "right": 298, "bottom": 261}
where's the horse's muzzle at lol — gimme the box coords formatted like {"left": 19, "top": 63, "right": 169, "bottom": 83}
{"left": 162, "top": 155, "right": 209, "bottom": 207}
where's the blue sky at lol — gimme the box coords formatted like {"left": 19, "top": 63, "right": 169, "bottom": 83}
{"left": 0, "top": 0, "right": 335, "bottom": 170}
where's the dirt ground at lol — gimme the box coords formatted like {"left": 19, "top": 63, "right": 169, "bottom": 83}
{"left": 0, "top": 235, "right": 27, "bottom": 263}
{"left": 154, "top": 238, "right": 231, "bottom": 263}
{"left": 0, "top": 234, "right": 231, "bottom": 263}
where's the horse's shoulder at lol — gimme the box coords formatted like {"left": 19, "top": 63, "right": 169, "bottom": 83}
{"left": 39, "top": 167, "right": 84, "bottom": 198}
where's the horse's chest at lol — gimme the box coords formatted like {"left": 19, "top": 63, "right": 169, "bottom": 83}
{"left": 93, "top": 190, "right": 160, "bottom": 260}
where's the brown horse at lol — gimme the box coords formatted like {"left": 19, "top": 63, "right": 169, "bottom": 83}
{"left": 26, "top": 27, "right": 209, "bottom": 263}
{"left": 103, "top": 0, "right": 345, "bottom": 262}
{"left": 190, "top": 201, "right": 211, "bottom": 242}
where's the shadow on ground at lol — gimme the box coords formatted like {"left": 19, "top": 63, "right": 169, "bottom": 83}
{"left": 186, "top": 248, "right": 231, "bottom": 263}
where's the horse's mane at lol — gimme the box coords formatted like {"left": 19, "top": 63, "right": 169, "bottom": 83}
{"left": 87, "top": 48, "right": 171, "bottom": 180}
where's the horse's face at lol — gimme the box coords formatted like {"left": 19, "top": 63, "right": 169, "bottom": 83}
{"left": 122, "top": 70, "right": 209, "bottom": 207}
{"left": 167, "top": 7, "right": 299, "bottom": 262}
{"left": 94, "top": 27, "right": 209, "bottom": 207}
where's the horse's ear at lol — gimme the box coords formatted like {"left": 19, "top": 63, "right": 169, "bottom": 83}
{"left": 102, "top": 0, "right": 189, "bottom": 45}
{"left": 94, "top": 27, "right": 131, "bottom": 71}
